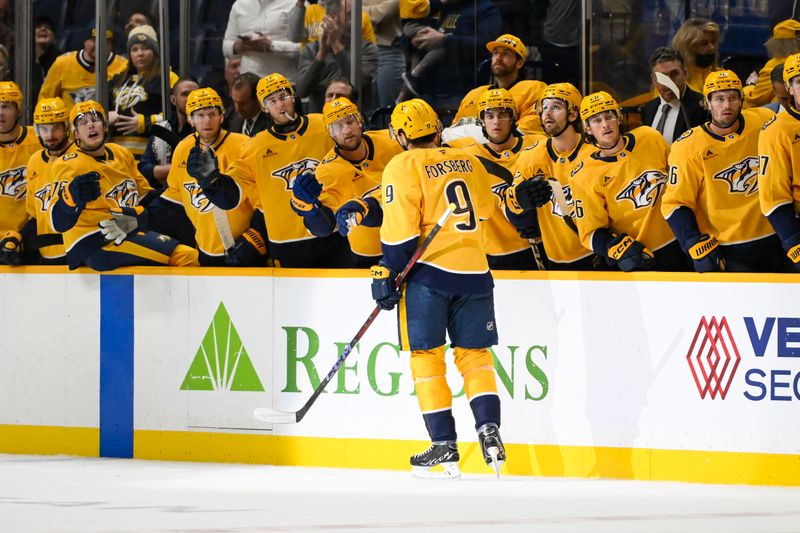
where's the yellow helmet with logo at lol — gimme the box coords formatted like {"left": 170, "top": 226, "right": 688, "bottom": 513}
{"left": 703, "top": 70, "right": 742, "bottom": 99}
{"left": 69, "top": 100, "right": 106, "bottom": 127}
{"left": 0, "top": 81, "right": 22, "bottom": 107}
{"left": 539, "top": 82, "right": 582, "bottom": 114}
{"left": 34, "top": 97, "right": 68, "bottom": 125}
{"left": 390, "top": 98, "right": 441, "bottom": 141}
{"left": 579, "top": 91, "right": 620, "bottom": 122}
{"left": 477, "top": 88, "right": 517, "bottom": 119}
{"left": 784, "top": 53, "right": 800, "bottom": 86}
{"left": 185, "top": 87, "right": 223, "bottom": 116}
{"left": 257, "top": 73, "right": 294, "bottom": 103}
{"left": 322, "top": 97, "right": 362, "bottom": 129}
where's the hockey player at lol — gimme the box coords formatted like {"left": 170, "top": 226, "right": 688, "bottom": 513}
{"left": 459, "top": 87, "right": 543, "bottom": 269}
{"left": 290, "top": 97, "right": 402, "bottom": 267}
{"left": 145, "top": 88, "right": 257, "bottom": 266}
{"left": 50, "top": 100, "right": 198, "bottom": 271}
{"left": 188, "top": 72, "right": 347, "bottom": 267}
{"left": 0, "top": 82, "right": 43, "bottom": 266}
{"left": 20, "top": 98, "right": 74, "bottom": 265}
{"left": 570, "top": 91, "right": 686, "bottom": 271}
{"left": 759, "top": 53, "right": 800, "bottom": 271}
{"left": 374, "top": 98, "right": 505, "bottom": 478}
{"left": 508, "top": 83, "right": 596, "bottom": 269}
{"left": 664, "top": 70, "right": 785, "bottom": 272}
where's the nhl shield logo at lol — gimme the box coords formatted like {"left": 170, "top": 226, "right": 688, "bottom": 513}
{"left": 615, "top": 170, "right": 667, "bottom": 209}
{"left": 713, "top": 156, "right": 759, "bottom": 195}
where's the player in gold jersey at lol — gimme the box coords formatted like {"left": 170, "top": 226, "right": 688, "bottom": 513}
{"left": 50, "top": 101, "right": 198, "bottom": 270}
{"left": 758, "top": 52, "right": 800, "bottom": 271}
{"left": 664, "top": 70, "right": 786, "bottom": 272}
{"left": 0, "top": 82, "right": 43, "bottom": 265}
{"left": 508, "top": 82, "right": 596, "bottom": 269}
{"left": 188, "top": 73, "right": 346, "bottom": 267}
{"left": 373, "top": 99, "right": 505, "bottom": 478}
{"left": 289, "top": 97, "right": 402, "bottom": 267}
{"left": 570, "top": 91, "right": 686, "bottom": 271}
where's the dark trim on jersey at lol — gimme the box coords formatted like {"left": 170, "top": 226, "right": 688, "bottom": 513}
{"left": 76, "top": 50, "right": 119, "bottom": 74}
{"left": 0, "top": 125, "right": 27, "bottom": 146}
{"left": 484, "top": 134, "right": 523, "bottom": 159}
{"left": 196, "top": 128, "right": 233, "bottom": 152}
{"left": 787, "top": 106, "right": 800, "bottom": 122}
{"left": 43, "top": 141, "right": 75, "bottom": 162}
{"left": 665, "top": 205, "right": 700, "bottom": 252}
{"left": 335, "top": 132, "right": 375, "bottom": 167}
{"left": 700, "top": 113, "right": 746, "bottom": 142}
{"left": 66, "top": 231, "right": 107, "bottom": 270}
{"left": 546, "top": 137, "right": 584, "bottom": 164}
{"left": 269, "top": 232, "right": 350, "bottom": 268}
{"left": 266, "top": 115, "right": 308, "bottom": 141}
{"left": 78, "top": 145, "right": 115, "bottom": 162}
{"left": 592, "top": 133, "right": 636, "bottom": 163}
{"left": 767, "top": 203, "right": 800, "bottom": 247}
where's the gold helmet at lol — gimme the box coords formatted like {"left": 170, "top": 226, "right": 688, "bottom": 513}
{"left": 538, "top": 82, "right": 582, "bottom": 114}
{"left": 477, "top": 88, "right": 517, "bottom": 119}
{"left": 185, "top": 87, "right": 223, "bottom": 116}
{"left": 0, "top": 81, "right": 23, "bottom": 108}
{"left": 703, "top": 70, "right": 742, "bottom": 99}
{"left": 784, "top": 53, "right": 800, "bottom": 86}
{"left": 390, "top": 98, "right": 441, "bottom": 141}
{"left": 257, "top": 73, "right": 294, "bottom": 104}
{"left": 34, "top": 97, "right": 68, "bottom": 125}
{"left": 69, "top": 100, "right": 106, "bottom": 127}
{"left": 579, "top": 91, "right": 620, "bottom": 122}
{"left": 322, "top": 97, "right": 362, "bottom": 130}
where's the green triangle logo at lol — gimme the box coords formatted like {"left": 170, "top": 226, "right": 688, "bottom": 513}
{"left": 180, "top": 302, "right": 264, "bottom": 392}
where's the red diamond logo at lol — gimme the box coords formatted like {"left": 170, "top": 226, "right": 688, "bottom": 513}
{"left": 686, "top": 316, "right": 741, "bottom": 400}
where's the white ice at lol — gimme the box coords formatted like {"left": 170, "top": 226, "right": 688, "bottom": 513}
{"left": 1, "top": 453, "right": 799, "bottom": 533}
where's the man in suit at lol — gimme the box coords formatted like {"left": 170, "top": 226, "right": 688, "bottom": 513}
{"left": 228, "top": 72, "right": 269, "bottom": 137}
{"left": 642, "top": 47, "right": 708, "bottom": 144}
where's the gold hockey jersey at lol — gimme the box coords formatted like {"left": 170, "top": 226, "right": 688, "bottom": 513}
{"left": 758, "top": 106, "right": 800, "bottom": 216}
{"left": 570, "top": 126, "right": 675, "bottom": 252}
{"left": 316, "top": 129, "right": 402, "bottom": 257}
{"left": 452, "top": 80, "right": 547, "bottom": 134}
{"left": 38, "top": 51, "right": 128, "bottom": 113}
{"left": 303, "top": 3, "right": 376, "bottom": 45}
{"left": 0, "top": 126, "right": 43, "bottom": 233}
{"left": 25, "top": 143, "right": 75, "bottom": 259}
{"left": 515, "top": 136, "right": 595, "bottom": 263}
{"left": 664, "top": 108, "right": 775, "bottom": 244}
{"left": 162, "top": 131, "right": 254, "bottom": 257}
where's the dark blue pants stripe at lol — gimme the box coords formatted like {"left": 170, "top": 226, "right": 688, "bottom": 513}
{"left": 99, "top": 275, "right": 134, "bottom": 458}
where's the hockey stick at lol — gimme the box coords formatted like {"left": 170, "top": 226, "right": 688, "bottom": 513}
{"left": 654, "top": 72, "right": 691, "bottom": 132}
{"left": 547, "top": 178, "right": 579, "bottom": 235}
{"left": 254, "top": 202, "right": 458, "bottom": 424}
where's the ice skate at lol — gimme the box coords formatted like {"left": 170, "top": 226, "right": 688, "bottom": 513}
{"left": 477, "top": 423, "right": 505, "bottom": 478}
{"left": 410, "top": 441, "right": 461, "bottom": 479}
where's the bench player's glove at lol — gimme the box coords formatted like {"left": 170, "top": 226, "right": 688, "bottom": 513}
{"left": 513, "top": 177, "right": 552, "bottom": 211}
{"left": 687, "top": 233, "right": 725, "bottom": 272}
{"left": 290, "top": 172, "right": 322, "bottom": 216}
{"left": 98, "top": 206, "right": 147, "bottom": 245}
{"left": 370, "top": 262, "right": 401, "bottom": 311}
{"left": 606, "top": 233, "right": 655, "bottom": 272}
{"left": 62, "top": 171, "right": 101, "bottom": 208}
{"left": 225, "top": 228, "right": 268, "bottom": 267}
{"left": 0, "top": 230, "right": 22, "bottom": 265}
{"left": 186, "top": 145, "right": 221, "bottom": 189}
{"left": 335, "top": 198, "right": 369, "bottom": 236}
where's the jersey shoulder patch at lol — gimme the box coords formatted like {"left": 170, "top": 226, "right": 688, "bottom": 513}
{"left": 676, "top": 128, "right": 694, "bottom": 142}
{"left": 62, "top": 152, "right": 78, "bottom": 161}
{"left": 762, "top": 114, "right": 777, "bottom": 130}
{"left": 570, "top": 160, "right": 585, "bottom": 177}
{"left": 321, "top": 152, "right": 339, "bottom": 164}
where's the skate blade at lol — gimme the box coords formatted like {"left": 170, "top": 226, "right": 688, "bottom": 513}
{"left": 411, "top": 463, "right": 461, "bottom": 480}
{"left": 487, "top": 448, "right": 505, "bottom": 479}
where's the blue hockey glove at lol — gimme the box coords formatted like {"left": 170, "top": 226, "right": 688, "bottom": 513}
{"left": 687, "top": 234, "right": 725, "bottom": 272}
{"left": 225, "top": 228, "right": 268, "bottom": 267}
{"left": 292, "top": 172, "right": 322, "bottom": 204}
{"left": 186, "top": 145, "right": 221, "bottom": 189}
{"left": 335, "top": 198, "right": 369, "bottom": 236}
{"left": 370, "top": 263, "right": 402, "bottom": 311}
{"left": 0, "top": 230, "right": 22, "bottom": 265}
{"left": 513, "top": 177, "right": 552, "bottom": 211}
{"left": 62, "top": 171, "right": 101, "bottom": 208}
{"left": 606, "top": 233, "right": 655, "bottom": 272}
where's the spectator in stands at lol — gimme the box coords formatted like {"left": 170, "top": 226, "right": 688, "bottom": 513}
{"left": 33, "top": 16, "right": 62, "bottom": 98}
{"left": 765, "top": 63, "right": 792, "bottom": 113}
{"left": 538, "top": 0, "right": 579, "bottom": 87}
{"left": 139, "top": 77, "right": 199, "bottom": 188}
{"left": 641, "top": 47, "right": 707, "bottom": 145}
{"left": 325, "top": 78, "right": 357, "bottom": 102}
{"left": 124, "top": 9, "right": 156, "bottom": 35}
{"left": 39, "top": 26, "right": 129, "bottom": 113}
{"left": 223, "top": 0, "right": 301, "bottom": 79}
{"left": 108, "top": 25, "right": 178, "bottom": 159}
{"left": 288, "top": 0, "right": 376, "bottom": 47}
{"left": 744, "top": 19, "right": 800, "bottom": 109}
{"left": 0, "top": 44, "right": 7, "bottom": 81}
{"left": 297, "top": 0, "right": 378, "bottom": 113}
{"left": 671, "top": 18, "right": 720, "bottom": 94}
{"left": 364, "top": 0, "right": 404, "bottom": 108}
{"left": 228, "top": 72, "right": 268, "bottom": 136}
{"left": 396, "top": 0, "right": 446, "bottom": 100}
{"left": 222, "top": 55, "right": 242, "bottom": 120}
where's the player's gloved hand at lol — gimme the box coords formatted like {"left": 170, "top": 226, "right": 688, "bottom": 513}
{"left": 0, "top": 230, "right": 22, "bottom": 266}
{"left": 782, "top": 232, "right": 800, "bottom": 272}
{"left": 606, "top": 233, "right": 655, "bottom": 272}
{"left": 687, "top": 234, "right": 725, "bottom": 272}
{"left": 290, "top": 172, "right": 322, "bottom": 216}
{"left": 370, "top": 262, "right": 401, "bottom": 311}
{"left": 513, "top": 176, "right": 552, "bottom": 211}
{"left": 224, "top": 228, "right": 268, "bottom": 267}
{"left": 62, "top": 171, "right": 101, "bottom": 208}
{"left": 186, "top": 145, "right": 221, "bottom": 189}
{"left": 335, "top": 198, "right": 369, "bottom": 236}
{"left": 98, "top": 206, "right": 145, "bottom": 245}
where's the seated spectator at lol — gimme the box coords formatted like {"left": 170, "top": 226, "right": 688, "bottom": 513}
{"left": 744, "top": 18, "right": 800, "bottom": 108}
{"left": 288, "top": 0, "right": 376, "bottom": 47}
{"left": 222, "top": 55, "right": 242, "bottom": 121}
{"left": 297, "top": 0, "right": 379, "bottom": 113}
{"left": 765, "top": 63, "right": 792, "bottom": 113}
{"left": 324, "top": 77, "right": 358, "bottom": 102}
{"left": 223, "top": 0, "right": 301, "bottom": 79}
{"left": 124, "top": 9, "right": 156, "bottom": 35}
{"left": 641, "top": 47, "right": 708, "bottom": 144}
{"left": 228, "top": 72, "right": 269, "bottom": 136}
{"left": 33, "top": 16, "right": 62, "bottom": 97}
{"left": 671, "top": 18, "right": 720, "bottom": 94}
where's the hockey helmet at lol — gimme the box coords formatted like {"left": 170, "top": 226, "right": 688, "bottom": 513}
{"left": 784, "top": 53, "right": 800, "bottom": 86}
{"left": 257, "top": 73, "right": 294, "bottom": 104}
{"left": 322, "top": 97, "right": 362, "bottom": 131}
{"left": 34, "top": 97, "right": 68, "bottom": 125}
{"left": 185, "top": 87, "right": 223, "bottom": 116}
{"left": 69, "top": 100, "right": 106, "bottom": 127}
{"left": 0, "top": 81, "right": 22, "bottom": 108}
{"left": 477, "top": 88, "right": 517, "bottom": 119}
{"left": 579, "top": 91, "right": 621, "bottom": 123}
{"left": 538, "top": 82, "right": 582, "bottom": 114}
{"left": 703, "top": 70, "right": 742, "bottom": 99}
{"left": 486, "top": 34, "right": 527, "bottom": 61}
{"left": 389, "top": 98, "right": 441, "bottom": 141}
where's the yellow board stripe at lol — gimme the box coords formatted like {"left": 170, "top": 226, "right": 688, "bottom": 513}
{"left": 0, "top": 425, "right": 98, "bottom": 456}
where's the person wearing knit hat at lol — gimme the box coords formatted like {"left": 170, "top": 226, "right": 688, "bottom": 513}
{"left": 127, "top": 24, "right": 159, "bottom": 55}
{"left": 743, "top": 19, "right": 800, "bottom": 108}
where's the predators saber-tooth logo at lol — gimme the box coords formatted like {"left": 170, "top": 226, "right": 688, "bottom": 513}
{"left": 713, "top": 156, "right": 759, "bottom": 195}
{"left": 113, "top": 85, "right": 149, "bottom": 110}
{"left": 491, "top": 182, "right": 509, "bottom": 203}
{"left": 70, "top": 86, "right": 96, "bottom": 104}
{"left": 34, "top": 181, "right": 66, "bottom": 212}
{"left": 184, "top": 182, "right": 213, "bottom": 212}
{"left": 105, "top": 180, "right": 139, "bottom": 207}
{"left": 615, "top": 170, "right": 667, "bottom": 209}
{"left": 551, "top": 184, "right": 573, "bottom": 217}
{"left": 272, "top": 158, "right": 320, "bottom": 190}
{"left": 0, "top": 167, "right": 27, "bottom": 200}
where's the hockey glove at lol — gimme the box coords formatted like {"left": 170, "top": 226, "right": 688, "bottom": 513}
{"left": 687, "top": 233, "right": 725, "bottom": 272}
{"left": 782, "top": 231, "right": 800, "bottom": 272}
{"left": 0, "top": 230, "right": 22, "bottom": 266}
{"left": 335, "top": 198, "right": 369, "bottom": 236}
{"left": 513, "top": 177, "right": 552, "bottom": 211}
{"left": 290, "top": 172, "right": 322, "bottom": 216}
{"left": 224, "top": 228, "right": 268, "bottom": 267}
{"left": 606, "top": 233, "right": 655, "bottom": 272}
{"left": 186, "top": 145, "right": 221, "bottom": 189}
{"left": 62, "top": 171, "right": 101, "bottom": 208}
{"left": 98, "top": 206, "right": 146, "bottom": 245}
{"left": 370, "top": 263, "right": 402, "bottom": 311}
